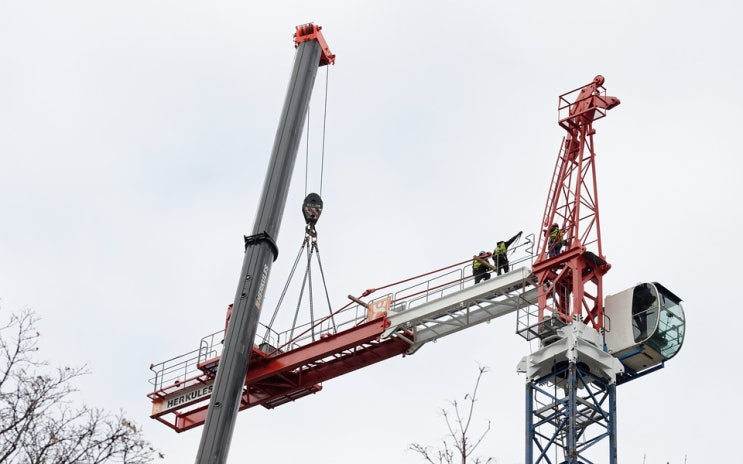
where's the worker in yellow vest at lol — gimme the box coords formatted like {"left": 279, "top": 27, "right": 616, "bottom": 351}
{"left": 547, "top": 224, "right": 565, "bottom": 258}
{"left": 493, "top": 231, "right": 523, "bottom": 275}
{"left": 472, "top": 251, "right": 492, "bottom": 284}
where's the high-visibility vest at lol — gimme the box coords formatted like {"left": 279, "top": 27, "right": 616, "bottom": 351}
{"left": 494, "top": 243, "right": 507, "bottom": 255}
{"left": 549, "top": 228, "right": 562, "bottom": 241}
{"left": 473, "top": 259, "right": 483, "bottom": 270}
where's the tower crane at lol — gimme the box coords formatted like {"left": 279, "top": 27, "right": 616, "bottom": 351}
{"left": 516, "top": 76, "right": 687, "bottom": 463}
{"left": 145, "top": 25, "right": 687, "bottom": 464}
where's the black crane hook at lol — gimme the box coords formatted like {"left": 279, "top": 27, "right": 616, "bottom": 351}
{"left": 302, "top": 193, "right": 323, "bottom": 237}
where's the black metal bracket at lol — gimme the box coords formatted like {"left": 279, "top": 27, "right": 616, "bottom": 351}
{"left": 243, "top": 232, "right": 279, "bottom": 261}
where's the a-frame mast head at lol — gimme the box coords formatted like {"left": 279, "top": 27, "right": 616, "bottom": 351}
{"left": 532, "top": 75, "right": 620, "bottom": 333}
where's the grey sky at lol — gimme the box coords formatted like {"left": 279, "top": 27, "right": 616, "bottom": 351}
{"left": 1, "top": 1, "right": 739, "bottom": 463}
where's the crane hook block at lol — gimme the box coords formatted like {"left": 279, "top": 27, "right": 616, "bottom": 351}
{"left": 302, "top": 193, "right": 323, "bottom": 228}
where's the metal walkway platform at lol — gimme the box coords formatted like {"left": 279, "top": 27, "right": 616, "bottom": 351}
{"left": 384, "top": 266, "right": 538, "bottom": 352}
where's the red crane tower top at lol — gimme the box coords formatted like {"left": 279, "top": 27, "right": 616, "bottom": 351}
{"left": 532, "top": 75, "right": 620, "bottom": 332}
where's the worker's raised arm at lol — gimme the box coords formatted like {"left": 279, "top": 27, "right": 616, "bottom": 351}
{"left": 505, "top": 231, "right": 523, "bottom": 248}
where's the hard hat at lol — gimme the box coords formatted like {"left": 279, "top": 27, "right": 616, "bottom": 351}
{"left": 551, "top": 223, "right": 558, "bottom": 228}
{"left": 479, "top": 251, "right": 486, "bottom": 255}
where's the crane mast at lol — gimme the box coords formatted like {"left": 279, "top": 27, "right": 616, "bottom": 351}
{"left": 532, "top": 75, "right": 620, "bottom": 331}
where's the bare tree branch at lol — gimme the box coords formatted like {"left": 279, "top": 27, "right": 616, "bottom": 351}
{"left": 0, "top": 306, "right": 162, "bottom": 463}
{"left": 409, "top": 365, "right": 496, "bottom": 464}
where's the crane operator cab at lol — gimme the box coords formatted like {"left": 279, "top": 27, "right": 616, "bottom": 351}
{"left": 604, "top": 282, "right": 685, "bottom": 377}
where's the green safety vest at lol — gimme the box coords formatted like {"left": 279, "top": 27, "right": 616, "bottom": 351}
{"left": 494, "top": 243, "right": 506, "bottom": 255}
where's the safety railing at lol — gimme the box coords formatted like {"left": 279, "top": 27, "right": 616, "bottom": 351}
{"left": 263, "top": 297, "right": 387, "bottom": 355}
{"left": 148, "top": 348, "right": 204, "bottom": 393}
{"left": 148, "top": 322, "right": 279, "bottom": 393}
{"left": 149, "top": 239, "right": 537, "bottom": 394}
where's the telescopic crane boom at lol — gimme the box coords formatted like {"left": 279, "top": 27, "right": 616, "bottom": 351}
{"left": 194, "top": 23, "right": 334, "bottom": 464}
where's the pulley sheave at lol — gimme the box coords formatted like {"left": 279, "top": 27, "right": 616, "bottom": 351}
{"left": 302, "top": 193, "right": 323, "bottom": 236}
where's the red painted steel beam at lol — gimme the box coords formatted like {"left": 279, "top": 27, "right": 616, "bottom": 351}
{"left": 162, "top": 318, "right": 411, "bottom": 432}
{"left": 245, "top": 317, "right": 390, "bottom": 383}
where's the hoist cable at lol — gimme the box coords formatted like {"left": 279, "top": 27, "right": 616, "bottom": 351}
{"left": 272, "top": 298, "right": 355, "bottom": 355}
{"left": 262, "top": 237, "right": 308, "bottom": 343}
{"left": 288, "top": 243, "right": 314, "bottom": 342}
{"left": 313, "top": 242, "right": 337, "bottom": 333}
{"left": 267, "top": 229, "right": 340, "bottom": 347}
{"left": 302, "top": 66, "right": 330, "bottom": 198}
{"left": 307, "top": 241, "right": 316, "bottom": 340}
{"left": 304, "top": 104, "right": 310, "bottom": 198}
{"left": 320, "top": 66, "right": 329, "bottom": 196}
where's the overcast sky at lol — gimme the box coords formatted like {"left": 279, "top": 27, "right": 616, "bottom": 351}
{"left": 1, "top": 1, "right": 741, "bottom": 463}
